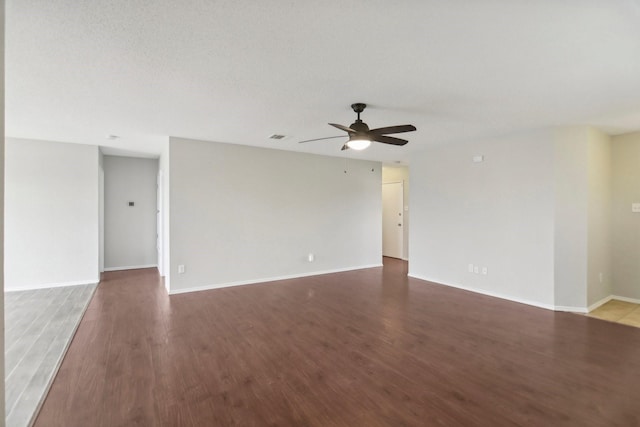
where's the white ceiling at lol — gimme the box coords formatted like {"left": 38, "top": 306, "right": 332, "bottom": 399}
{"left": 6, "top": 1, "right": 640, "bottom": 162}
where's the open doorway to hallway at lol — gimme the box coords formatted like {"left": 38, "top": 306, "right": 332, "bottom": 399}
{"left": 102, "top": 154, "right": 159, "bottom": 273}
{"left": 382, "top": 165, "right": 409, "bottom": 261}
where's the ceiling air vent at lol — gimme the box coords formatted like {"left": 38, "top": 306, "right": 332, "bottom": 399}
{"left": 268, "top": 134, "right": 286, "bottom": 140}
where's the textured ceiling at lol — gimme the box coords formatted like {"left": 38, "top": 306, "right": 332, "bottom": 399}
{"left": 6, "top": 1, "right": 640, "bottom": 162}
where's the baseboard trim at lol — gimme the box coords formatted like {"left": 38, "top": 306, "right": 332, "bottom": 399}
{"left": 103, "top": 264, "right": 157, "bottom": 272}
{"left": 168, "top": 264, "right": 383, "bottom": 295}
{"left": 5, "top": 279, "right": 99, "bottom": 292}
{"left": 587, "top": 295, "right": 614, "bottom": 313}
{"left": 612, "top": 295, "right": 640, "bottom": 305}
{"left": 555, "top": 305, "right": 589, "bottom": 314}
{"left": 407, "top": 273, "right": 556, "bottom": 311}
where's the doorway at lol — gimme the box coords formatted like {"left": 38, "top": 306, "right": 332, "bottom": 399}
{"left": 157, "top": 170, "right": 163, "bottom": 276}
{"left": 103, "top": 155, "right": 159, "bottom": 271}
{"left": 382, "top": 181, "right": 404, "bottom": 259}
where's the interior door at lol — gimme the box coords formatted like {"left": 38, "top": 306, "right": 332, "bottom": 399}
{"left": 382, "top": 182, "right": 403, "bottom": 259}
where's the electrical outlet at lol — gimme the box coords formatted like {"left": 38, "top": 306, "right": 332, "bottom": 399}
{"left": 178, "top": 264, "right": 185, "bottom": 274}
{"left": 473, "top": 266, "right": 479, "bottom": 274}
{"left": 482, "top": 267, "right": 488, "bottom": 275}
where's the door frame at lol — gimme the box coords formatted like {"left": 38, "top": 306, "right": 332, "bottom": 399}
{"left": 382, "top": 181, "right": 404, "bottom": 259}
{"left": 156, "top": 170, "right": 164, "bottom": 276}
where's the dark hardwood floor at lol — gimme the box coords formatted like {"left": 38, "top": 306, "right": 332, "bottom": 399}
{"left": 35, "top": 259, "right": 640, "bottom": 426}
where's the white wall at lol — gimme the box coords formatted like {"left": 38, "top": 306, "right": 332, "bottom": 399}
{"left": 382, "top": 165, "right": 409, "bottom": 259}
{"left": 103, "top": 155, "right": 158, "bottom": 270}
{"left": 5, "top": 138, "right": 99, "bottom": 290}
{"left": 410, "top": 130, "right": 556, "bottom": 308}
{"left": 1, "top": 2, "right": 6, "bottom": 420}
{"left": 168, "top": 137, "right": 382, "bottom": 293}
{"left": 553, "top": 127, "right": 589, "bottom": 309}
{"left": 160, "top": 139, "right": 171, "bottom": 290}
{"left": 99, "top": 151, "right": 104, "bottom": 272}
{"left": 611, "top": 131, "right": 640, "bottom": 300}
{"left": 410, "top": 126, "right": 618, "bottom": 311}
{"left": 586, "top": 128, "right": 612, "bottom": 306}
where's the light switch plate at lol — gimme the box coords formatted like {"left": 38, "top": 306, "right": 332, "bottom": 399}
{"left": 633, "top": 203, "right": 640, "bottom": 213}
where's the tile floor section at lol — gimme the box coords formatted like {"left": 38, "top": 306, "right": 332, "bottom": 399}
{"left": 4, "top": 284, "right": 97, "bottom": 427}
{"left": 587, "top": 299, "right": 640, "bottom": 328}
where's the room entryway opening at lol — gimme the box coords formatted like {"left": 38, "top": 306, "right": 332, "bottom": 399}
{"left": 382, "top": 165, "right": 409, "bottom": 262}
{"left": 102, "top": 154, "right": 160, "bottom": 273}
{"left": 383, "top": 182, "right": 404, "bottom": 258}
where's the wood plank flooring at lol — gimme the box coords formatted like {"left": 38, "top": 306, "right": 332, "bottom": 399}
{"left": 35, "top": 260, "right": 640, "bottom": 426}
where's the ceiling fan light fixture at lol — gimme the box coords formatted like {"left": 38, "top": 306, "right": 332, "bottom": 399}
{"left": 347, "top": 135, "right": 371, "bottom": 150}
{"left": 299, "top": 103, "right": 416, "bottom": 151}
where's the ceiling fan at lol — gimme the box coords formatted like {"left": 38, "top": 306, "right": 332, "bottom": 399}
{"left": 299, "top": 103, "right": 417, "bottom": 151}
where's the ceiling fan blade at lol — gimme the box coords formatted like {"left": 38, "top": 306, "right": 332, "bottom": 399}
{"left": 369, "top": 124, "right": 416, "bottom": 135}
{"left": 329, "top": 123, "right": 356, "bottom": 133}
{"left": 371, "top": 135, "right": 409, "bottom": 146}
{"left": 298, "top": 135, "right": 346, "bottom": 144}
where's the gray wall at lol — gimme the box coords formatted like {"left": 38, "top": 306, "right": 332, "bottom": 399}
{"left": 104, "top": 155, "right": 158, "bottom": 270}
{"left": 612, "top": 131, "right": 640, "bottom": 300}
{"left": 5, "top": 138, "right": 100, "bottom": 290}
{"left": 410, "top": 130, "right": 556, "bottom": 308}
{"left": 168, "top": 137, "right": 382, "bottom": 293}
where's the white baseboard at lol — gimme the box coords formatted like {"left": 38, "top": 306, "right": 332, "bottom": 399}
{"left": 407, "top": 273, "right": 556, "bottom": 311}
{"left": 5, "top": 279, "right": 99, "bottom": 292}
{"left": 555, "top": 305, "right": 589, "bottom": 314}
{"left": 406, "top": 275, "right": 640, "bottom": 313}
{"left": 586, "top": 295, "right": 614, "bottom": 312}
{"left": 168, "top": 264, "right": 383, "bottom": 295}
{"left": 611, "top": 295, "right": 640, "bottom": 305}
{"left": 103, "top": 264, "right": 157, "bottom": 272}
{"left": 584, "top": 295, "right": 640, "bottom": 313}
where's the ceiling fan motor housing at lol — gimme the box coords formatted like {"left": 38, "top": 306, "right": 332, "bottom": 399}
{"left": 349, "top": 103, "right": 369, "bottom": 133}
{"left": 349, "top": 120, "right": 369, "bottom": 133}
